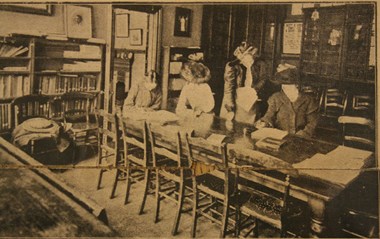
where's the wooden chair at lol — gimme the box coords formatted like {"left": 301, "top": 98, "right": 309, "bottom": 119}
{"left": 341, "top": 209, "right": 378, "bottom": 238}
{"left": 146, "top": 123, "right": 192, "bottom": 236}
{"left": 61, "top": 92, "right": 99, "bottom": 162}
{"left": 12, "top": 95, "right": 56, "bottom": 156}
{"left": 316, "top": 88, "right": 348, "bottom": 142}
{"left": 320, "top": 88, "right": 347, "bottom": 119}
{"left": 234, "top": 171, "right": 293, "bottom": 237}
{"left": 185, "top": 134, "right": 235, "bottom": 238}
{"left": 95, "top": 110, "right": 123, "bottom": 199}
{"left": 338, "top": 115, "right": 374, "bottom": 151}
{"left": 301, "top": 85, "right": 322, "bottom": 108}
{"left": 118, "top": 116, "right": 152, "bottom": 214}
{"left": 13, "top": 94, "right": 51, "bottom": 126}
{"left": 346, "top": 94, "right": 374, "bottom": 119}
{"left": 339, "top": 171, "right": 379, "bottom": 238}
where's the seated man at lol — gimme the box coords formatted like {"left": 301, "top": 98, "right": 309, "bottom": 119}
{"left": 254, "top": 64, "right": 319, "bottom": 138}
{"left": 122, "top": 70, "right": 162, "bottom": 115}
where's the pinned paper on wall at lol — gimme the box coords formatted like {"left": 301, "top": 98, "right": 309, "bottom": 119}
{"left": 283, "top": 22, "right": 303, "bottom": 54}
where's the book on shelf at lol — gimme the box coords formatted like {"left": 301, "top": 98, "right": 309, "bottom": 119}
{"left": 0, "top": 103, "right": 12, "bottom": 130}
{"left": 0, "top": 44, "right": 28, "bottom": 57}
{"left": 0, "top": 75, "right": 30, "bottom": 98}
{"left": 38, "top": 74, "right": 97, "bottom": 94}
{"left": 2, "top": 66, "right": 28, "bottom": 71}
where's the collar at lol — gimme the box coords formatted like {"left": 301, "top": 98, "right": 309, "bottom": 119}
{"left": 278, "top": 91, "right": 308, "bottom": 110}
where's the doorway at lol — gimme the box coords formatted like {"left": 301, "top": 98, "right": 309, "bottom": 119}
{"left": 109, "top": 5, "right": 162, "bottom": 113}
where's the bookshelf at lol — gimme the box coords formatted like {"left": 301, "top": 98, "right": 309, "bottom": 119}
{"left": 300, "top": 4, "right": 374, "bottom": 86}
{"left": 161, "top": 46, "right": 204, "bottom": 111}
{"left": 0, "top": 36, "right": 105, "bottom": 134}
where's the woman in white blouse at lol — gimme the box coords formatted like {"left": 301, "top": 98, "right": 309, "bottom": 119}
{"left": 176, "top": 61, "right": 215, "bottom": 117}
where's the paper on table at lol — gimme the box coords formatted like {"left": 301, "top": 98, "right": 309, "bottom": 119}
{"left": 327, "top": 145, "right": 373, "bottom": 163}
{"left": 126, "top": 110, "right": 179, "bottom": 124}
{"left": 207, "top": 133, "right": 227, "bottom": 145}
{"left": 236, "top": 87, "right": 258, "bottom": 112}
{"left": 251, "top": 128, "right": 288, "bottom": 141}
{"left": 293, "top": 146, "right": 373, "bottom": 187}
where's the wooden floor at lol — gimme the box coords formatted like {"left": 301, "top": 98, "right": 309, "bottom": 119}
{"left": 0, "top": 150, "right": 115, "bottom": 237}
{"left": 56, "top": 153, "right": 280, "bottom": 238}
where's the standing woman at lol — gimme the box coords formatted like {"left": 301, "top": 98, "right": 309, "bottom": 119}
{"left": 220, "top": 41, "right": 269, "bottom": 124}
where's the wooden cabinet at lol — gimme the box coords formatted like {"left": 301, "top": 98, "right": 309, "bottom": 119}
{"left": 300, "top": 4, "right": 374, "bottom": 86}
{"left": 161, "top": 46, "right": 203, "bottom": 111}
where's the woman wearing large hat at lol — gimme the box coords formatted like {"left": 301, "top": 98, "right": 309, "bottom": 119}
{"left": 220, "top": 41, "right": 269, "bottom": 124}
{"left": 254, "top": 63, "right": 319, "bottom": 137}
{"left": 176, "top": 60, "right": 214, "bottom": 116}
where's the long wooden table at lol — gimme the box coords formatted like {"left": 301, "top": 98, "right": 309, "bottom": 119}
{"left": 121, "top": 113, "right": 375, "bottom": 237}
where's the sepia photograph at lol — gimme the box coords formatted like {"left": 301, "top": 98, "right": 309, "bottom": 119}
{"left": 0, "top": 1, "right": 378, "bottom": 238}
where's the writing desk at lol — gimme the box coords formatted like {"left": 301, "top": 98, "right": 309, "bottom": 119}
{"left": 121, "top": 113, "right": 374, "bottom": 237}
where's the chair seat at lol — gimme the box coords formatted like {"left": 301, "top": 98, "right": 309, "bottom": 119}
{"left": 70, "top": 122, "right": 98, "bottom": 132}
{"left": 197, "top": 173, "right": 236, "bottom": 200}
{"left": 240, "top": 191, "right": 283, "bottom": 229}
{"left": 160, "top": 167, "right": 192, "bottom": 181}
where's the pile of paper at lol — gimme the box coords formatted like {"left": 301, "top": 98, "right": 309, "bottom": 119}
{"left": 293, "top": 146, "right": 373, "bottom": 187}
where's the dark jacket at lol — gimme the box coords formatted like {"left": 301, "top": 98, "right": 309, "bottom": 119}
{"left": 223, "top": 59, "right": 268, "bottom": 109}
{"left": 260, "top": 91, "right": 319, "bottom": 137}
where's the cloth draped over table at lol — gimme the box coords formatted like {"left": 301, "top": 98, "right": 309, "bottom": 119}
{"left": 12, "top": 118, "right": 70, "bottom": 153}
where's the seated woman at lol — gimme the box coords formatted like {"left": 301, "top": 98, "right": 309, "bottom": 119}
{"left": 122, "top": 70, "right": 162, "bottom": 115}
{"left": 254, "top": 64, "right": 319, "bottom": 138}
{"left": 176, "top": 60, "right": 214, "bottom": 117}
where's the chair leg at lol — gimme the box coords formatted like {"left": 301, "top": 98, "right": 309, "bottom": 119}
{"left": 235, "top": 204, "right": 240, "bottom": 237}
{"left": 138, "top": 169, "right": 151, "bottom": 215}
{"left": 253, "top": 218, "right": 259, "bottom": 237}
{"left": 110, "top": 169, "right": 119, "bottom": 199}
{"left": 191, "top": 176, "right": 198, "bottom": 238}
{"left": 96, "top": 149, "right": 104, "bottom": 190}
{"left": 154, "top": 169, "right": 161, "bottom": 223}
{"left": 172, "top": 173, "right": 185, "bottom": 236}
{"left": 220, "top": 197, "right": 229, "bottom": 238}
{"left": 72, "top": 141, "right": 77, "bottom": 165}
{"left": 124, "top": 162, "right": 132, "bottom": 205}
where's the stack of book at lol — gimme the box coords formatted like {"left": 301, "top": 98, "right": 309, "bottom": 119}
{"left": 37, "top": 74, "right": 97, "bottom": 94}
{"left": 0, "top": 44, "right": 28, "bottom": 57}
{"left": 0, "top": 75, "right": 30, "bottom": 98}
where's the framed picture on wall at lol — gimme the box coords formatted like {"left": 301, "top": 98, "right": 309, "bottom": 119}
{"left": 174, "top": 7, "right": 191, "bottom": 37}
{"left": 66, "top": 5, "right": 93, "bottom": 39}
{"left": 0, "top": 4, "right": 52, "bottom": 15}
{"left": 115, "top": 13, "right": 129, "bottom": 38}
{"left": 129, "top": 29, "right": 143, "bottom": 46}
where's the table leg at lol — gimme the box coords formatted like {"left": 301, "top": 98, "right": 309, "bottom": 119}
{"left": 308, "top": 198, "right": 327, "bottom": 237}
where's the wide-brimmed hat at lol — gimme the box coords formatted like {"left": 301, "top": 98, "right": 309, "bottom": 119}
{"left": 233, "top": 41, "right": 258, "bottom": 58}
{"left": 270, "top": 64, "right": 299, "bottom": 85}
{"left": 180, "top": 61, "right": 211, "bottom": 84}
